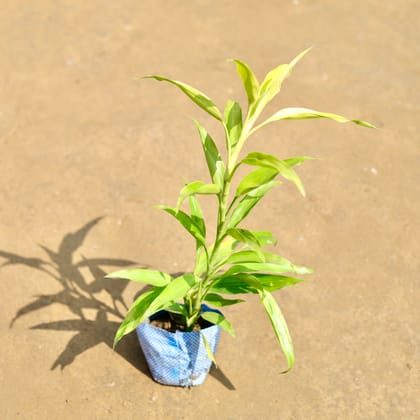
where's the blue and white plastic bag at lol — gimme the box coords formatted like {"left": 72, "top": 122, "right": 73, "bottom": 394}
{"left": 136, "top": 308, "right": 221, "bottom": 387}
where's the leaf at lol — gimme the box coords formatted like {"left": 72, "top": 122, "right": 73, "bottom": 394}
{"left": 262, "top": 48, "right": 311, "bottom": 100}
{"left": 194, "top": 246, "right": 208, "bottom": 277}
{"left": 201, "top": 311, "right": 236, "bottom": 337}
{"left": 210, "top": 273, "right": 263, "bottom": 295}
{"left": 226, "top": 228, "right": 264, "bottom": 261}
{"left": 194, "top": 120, "right": 223, "bottom": 181}
{"left": 145, "top": 75, "right": 223, "bottom": 121}
{"left": 256, "top": 107, "right": 376, "bottom": 130}
{"left": 212, "top": 160, "right": 226, "bottom": 190}
{"left": 201, "top": 332, "right": 217, "bottom": 366}
{"left": 251, "top": 230, "right": 278, "bottom": 246}
{"left": 283, "top": 156, "right": 316, "bottom": 168}
{"left": 224, "top": 250, "right": 265, "bottom": 265}
{"left": 261, "top": 251, "right": 302, "bottom": 266}
{"left": 163, "top": 302, "right": 188, "bottom": 316}
{"left": 188, "top": 195, "right": 206, "bottom": 237}
{"left": 227, "top": 181, "right": 278, "bottom": 229}
{"left": 231, "top": 59, "right": 260, "bottom": 105}
{"left": 225, "top": 248, "right": 300, "bottom": 268}
{"left": 258, "top": 64, "right": 289, "bottom": 104}
{"left": 142, "top": 273, "right": 199, "bottom": 321}
{"left": 113, "top": 287, "right": 163, "bottom": 347}
{"left": 210, "top": 236, "right": 238, "bottom": 267}
{"left": 156, "top": 205, "right": 206, "bottom": 247}
{"left": 235, "top": 167, "right": 279, "bottom": 197}
{"left": 253, "top": 274, "right": 305, "bottom": 292}
{"left": 224, "top": 100, "right": 243, "bottom": 147}
{"left": 223, "top": 250, "right": 306, "bottom": 271}
{"left": 241, "top": 152, "right": 305, "bottom": 196}
{"left": 105, "top": 268, "right": 172, "bottom": 287}
{"left": 249, "top": 48, "right": 311, "bottom": 122}
{"left": 215, "top": 249, "right": 290, "bottom": 274}
{"left": 176, "top": 181, "right": 220, "bottom": 212}
{"left": 204, "top": 293, "right": 245, "bottom": 307}
{"left": 260, "top": 290, "right": 294, "bottom": 372}
{"left": 222, "top": 260, "right": 313, "bottom": 277}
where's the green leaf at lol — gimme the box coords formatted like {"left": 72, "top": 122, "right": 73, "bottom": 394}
{"left": 204, "top": 293, "right": 245, "bottom": 307}
{"left": 261, "top": 251, "right": 302, "bottom": 266}
{"left": 227, "top": 180, "right": 278, "bottom": 228}
{"left": 252, "top": 230, "right": 277, "bottom": 246}
{"left": 201, "top": 332, "right": 217, "bottom": 366}
{"left": 258, "top": 64, "right": 289, "bottom": 104}
{"left": 224, "top": 100, "right": 243, "bottom": 147}
{"left": 284, "top": 156, "right": 316, "bottom": 168}
{"left": 194, "top": 246, "right": 208, "bottom": 277}
{"left": 253, "top": 274, "right": 305, "bottom": 292}
{"left": 226, "top": 228, "right": 264, "bottom": 261}
{"left": 212, "top": 160, "right": 225, "bottom": 190}
{"left": 231, "top": 59, "right": 260, "bottom": 105}
{"left": 143, "top": 273, "right": 199, "bottom": 321}
{"left": 113, "top": 287, "right": 163, "bottom": 347}
{"left": 249, "top": 48, "right": 311, "bottom": 123}
{"left": 145, "top": 75, "right": 223, "bottom": 121}
{"left": 210, "top": 273, "right": 263, "bottom": 295}
{"left": 194, "top": 120, "right": 223, "bottom": 181}
{"left": 201, "top": 311, "right": 236, "bottom": 337}
{"left": 223, "top": 250, "right": 304, "bottom": 269}
{"left": 176, "top": 181, "right": 220, "bottom": 212}
{"left": 164, "top": 302, "right": 188, "bottom": 316}
{"left": 260, "top": 290, "right": 294, "bottom": 372}
{"left": 157, "top": 205, "right": 206, "bottom": 247}
{"left": 219, "top": 247, "right": 293, "bottom": 265}
{"left": 235, "top": 167, "right": 279, "bottom": 197}
{"left": 222, "top": 260, "right": 312, "bottom": 277}
{"left": 105, "top": 268, "right": 172, "bottom": 287}
{"left": 188, "top": 195, "right": 206, "bottom": 237}
{"left": 224, "top": 250, "right": 265, "bottom": 265}
{"left": 256, "top": 107, "right": 376, "bottom": 130}
{"left": 241, "top": 152, "right": 305, "bottom": 196}
{"left": 210, "top": 236, "right": 239, "bottom": 267}
{"left": 209, "top": 236, "right": 244, "bottom": 273}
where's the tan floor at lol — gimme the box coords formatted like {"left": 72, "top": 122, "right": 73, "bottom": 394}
{"left": 0, "top": 1, "right": 419, "bottom": 419}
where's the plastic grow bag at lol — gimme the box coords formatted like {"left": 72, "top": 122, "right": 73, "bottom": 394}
{"left": 136, "top": 305, "right": 221, "bottom": 387}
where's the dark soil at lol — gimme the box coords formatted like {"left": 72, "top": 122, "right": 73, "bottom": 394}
{"left": 149, "top": 311, "right": 213, "bottom": 333}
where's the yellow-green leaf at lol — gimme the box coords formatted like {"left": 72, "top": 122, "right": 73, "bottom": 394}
{"left": 105, "top": 268, "right": 172, "bottom": 287}
{"left": 231, "top": 59, "right": 260, "bottom": 105}
{"left": 176, "top": 181, "right": 220, "bottom": 212}
{"left": 144, "top": 75, "right": 223, "bottom": 120}
{"left": 201, "top": 311, "right": 236, "bottom": 337}
{"left": 224, "top": 100, "right": 243, "bottom": 147}
{"left": 260, "top": 290, "right": 294, "bottom": 372}
{"left": 241, "top": 152, "right": 306, "bottom": 196}
{"left": 256, "top": 107, "right": 376, "bottom": 130}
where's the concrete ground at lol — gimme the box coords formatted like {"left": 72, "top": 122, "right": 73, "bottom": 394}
{"left": 0, "top": 1, "right": 419, "bottom": 419}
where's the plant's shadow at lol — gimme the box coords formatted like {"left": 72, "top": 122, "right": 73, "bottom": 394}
{"left": 1, "top": 217, "right": 149, "bottom": 374}
{"left": 1, "top": 217, "right": 235, "bottom": 389}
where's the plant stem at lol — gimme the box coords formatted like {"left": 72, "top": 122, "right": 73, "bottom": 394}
{"left": 208, "top": 117, "right": 253, "bottom": 271}
{"left": 187, "top": 112, "right": 254, "bottom": 329}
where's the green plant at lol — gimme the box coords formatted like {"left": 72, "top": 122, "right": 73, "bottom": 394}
{"left": 107, "top": 49, "right": 374, "bottom": 372}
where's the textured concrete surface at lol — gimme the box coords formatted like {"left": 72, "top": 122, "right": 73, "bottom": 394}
{"left": 0, "top": 1, "right": 419, "bottom": 419}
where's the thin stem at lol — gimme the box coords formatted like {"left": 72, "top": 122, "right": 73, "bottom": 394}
{"left": 186, "top": 108, "right": 257, "bottom": 329}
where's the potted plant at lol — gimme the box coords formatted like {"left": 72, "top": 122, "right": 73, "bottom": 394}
{"left": 106, "top": 49, "right": 374, "bottom": 387}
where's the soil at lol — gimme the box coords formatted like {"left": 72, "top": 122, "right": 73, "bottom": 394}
{"left": 149, "top": 311, "right": 211, "bottom": 332}
{"left": 0, "top": 1, "right": 419, "bottom": 419}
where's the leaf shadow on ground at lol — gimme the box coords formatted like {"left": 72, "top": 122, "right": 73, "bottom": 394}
{"left": 1, "top": 217, "right": 235, "bottom": 389}
{"left": 1, "top": 217, "right": 148, "bottom": 374}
